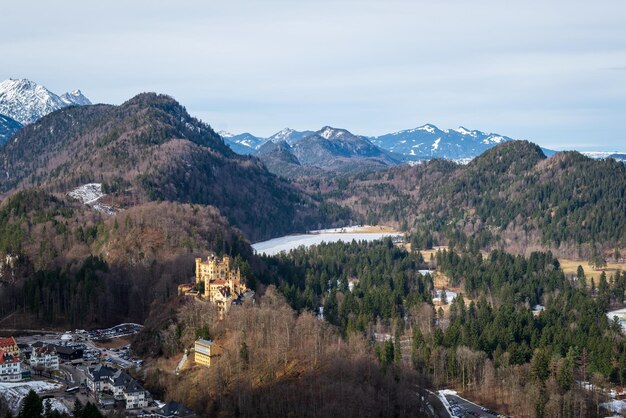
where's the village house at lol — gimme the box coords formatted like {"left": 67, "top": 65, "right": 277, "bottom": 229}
{"left": 31, "top": 342, "right": 83, "bottom": 362}
{"left": 0, "top": 349, "right": 21, "bottom": 382}
{"left": 29, "top": 345, "right": 60, "bottom": 371}
{"left": 148, "top": 401, "right": 196, "bottom": 417}
{"left": 86, "top": 365, "right": 150, "bottom": 410}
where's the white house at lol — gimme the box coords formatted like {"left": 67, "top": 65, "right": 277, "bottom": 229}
{"left": 0, "top": 350, "right": 21, "bottom": 382}
{"left": 30, "top": 346, "right": 60, "bottom": 371}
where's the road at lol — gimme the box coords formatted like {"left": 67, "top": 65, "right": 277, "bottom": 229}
{"left": 416, "top": 385, "right": 459, "bottom": 418}
{"left": 445, "top": 393, "right": 501, "bottom": 417}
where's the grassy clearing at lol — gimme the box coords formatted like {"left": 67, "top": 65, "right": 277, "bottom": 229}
{"left": 560, "top": 258, "right": 626, "bottom": 282}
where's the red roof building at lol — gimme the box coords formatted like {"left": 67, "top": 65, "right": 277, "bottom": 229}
{"left": 0, "top": 337, "right": 19, "bottom": 357}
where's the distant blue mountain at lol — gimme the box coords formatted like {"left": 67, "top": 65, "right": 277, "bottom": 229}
{"left": 220, "top": 123, "right": 559, "bottom": 163}
{"left": 218, "top": 131, "right": 265, "bottom": 155}
{"left": 371, "top": 124, "right": 518, "bottom": 161}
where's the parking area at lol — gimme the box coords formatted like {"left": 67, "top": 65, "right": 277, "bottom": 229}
{"left": 440, "top": 390, "right": 507, "bottom": 418}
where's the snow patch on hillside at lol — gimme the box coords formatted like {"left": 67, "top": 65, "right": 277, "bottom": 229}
{"left": 67, "top": 183, "right": 116, "bottom": 214}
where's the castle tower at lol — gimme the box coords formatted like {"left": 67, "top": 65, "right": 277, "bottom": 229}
{"left": 195, "top": 258, "right": 203, "bottom": 284}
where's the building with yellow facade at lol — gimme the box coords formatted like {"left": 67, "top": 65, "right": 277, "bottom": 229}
{"left": 194, "top": 339, "right": 218, "bottom": 367}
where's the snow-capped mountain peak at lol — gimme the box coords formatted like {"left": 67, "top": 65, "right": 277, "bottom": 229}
{"left": 417, "top": 124, "right": 437, "bottom": 134}
{"left": 60, "top": 89, "right": 92, "bottom": 106}
{"left": 318, "top": 126, "right": 349, "bottom": 140}
{"left": 372, "top": 123, "right": 515, "bottom": 161}
{"left": 269, "top": 128, "right": 295, "bottom": 142}
{"left": 0, "top": 78, "right": 91, "bottom": 125}
{"left": 267, "top": 128, "right": 314, "bottom": 145}
{"left": 453, "top": 126, "right": 477, "bottom": 137}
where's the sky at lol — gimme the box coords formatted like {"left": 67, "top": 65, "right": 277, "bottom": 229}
{"left": 2, "top": 0, "right": 626, "bottom": 150}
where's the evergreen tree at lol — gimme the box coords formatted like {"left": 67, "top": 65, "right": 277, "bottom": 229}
{"left": 18, "top": 390, "right": 42, "bottom": 418}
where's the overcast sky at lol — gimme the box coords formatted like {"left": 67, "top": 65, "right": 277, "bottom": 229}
{"left": 2, "top": 0, "right": 625, "bottom": 150}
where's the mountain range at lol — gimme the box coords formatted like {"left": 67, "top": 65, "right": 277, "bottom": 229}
{"left": 0, "top": 92, "right": 345, "bottom": 241}
{"left": 252, "top": 126, "right": 401, "bottom": 177}
{"left": 0, "top": 78, "right": 91, "bottom": 126}
{"left": 371, "top": 124, "right": 515, "bottom": 161}
{"left": 219, "top": 124, "right": 532, "bottom": 166}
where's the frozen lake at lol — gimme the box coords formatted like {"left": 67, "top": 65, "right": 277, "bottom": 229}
{"left": 252, "top": 228, "right": 402, "bottom": 256}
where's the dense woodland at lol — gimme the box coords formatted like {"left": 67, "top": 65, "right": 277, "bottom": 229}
{"left": 136, "top": 288, "right": 432, "bottom": 418}
{"left": 299, "top": 141, "right": 626, "bottom": 256}
{"left": 244, "top": 239, "right": 626, "bottom": 417}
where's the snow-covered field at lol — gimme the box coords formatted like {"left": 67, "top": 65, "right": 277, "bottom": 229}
{"left": 67, "top": 183, "right": 116, "bottom": 214}
{"left": 433, "top": 289, "right": 458, "bottom": 303}
{"left": 0, "top": 380, "right": 62, "bottom": 413}
{"left": 252, "top": 230, "right": 402, "bottom": 256}
{"left": 309, "top": 225, "right": 393, "bottom": 234}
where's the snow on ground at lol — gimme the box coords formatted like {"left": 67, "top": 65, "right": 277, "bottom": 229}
{"left": 433, "top": 289, "right": 458, "bottom": 303}
{"left": 309, "top": 225, "right": 386, "bottom": 234}
{"left": 452, "top": 157, "right": 473, "bottom": 165}
{"left": 67, "top": 183, "right": 116, "bottom": 214}
{"left": 608, "top": 308, "right": 626, "bottom": 332}
{"left": 602, "top": 400, "right": 626, "bottom": 414}
{"left": 68, "top": 183, "right": 104, "bottom": 204}
{"left": 252, "top": 231, "right": 401, "bottom": 256}
{"left": 44, "top": 398, "right": 70, "bottom": 415}
{"left": 0, "top": 380, "right": 62, "bottom": 412}
{"left": 437, "top": 389, "right": 457, "bottom": 412}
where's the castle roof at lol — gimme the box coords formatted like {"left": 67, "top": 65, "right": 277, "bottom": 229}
{"left": 153, "top": 400, "right": 195, "bottom": 417}
{"left": 0, "top": 349, "right": 19, "bottom": 365}
{"left": 33, "top": 346, "right": 57, "bottom": 356}
{"left": 0, "top": 337, "right": 17, "bottom": 348}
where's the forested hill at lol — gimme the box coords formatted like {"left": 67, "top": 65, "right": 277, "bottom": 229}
{"left": 0, "top": 188, "right": 256, "bottom": 327}
{"left": 299, "top": 141, "right": 626, "bottom": 255}
{"left": 0, "top": 93, "right": 348, "bottom": 241}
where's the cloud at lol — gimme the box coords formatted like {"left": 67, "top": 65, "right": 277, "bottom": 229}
{"left": 1, "top": 0, "right": 626, "bottom": 149}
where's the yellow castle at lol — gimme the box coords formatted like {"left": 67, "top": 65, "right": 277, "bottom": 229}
{"left": 179, "top": 253, "right": 250, "bottom": 317}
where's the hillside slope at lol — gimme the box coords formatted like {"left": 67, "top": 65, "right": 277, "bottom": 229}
{"left": 0, "top": 93, "right": 345, "bottom": 241}
{"left": 299, "top": 141, "right": 626, "bottom": 254}
{"left": 0, "top": 114, "right": 22, "bottom": 145}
